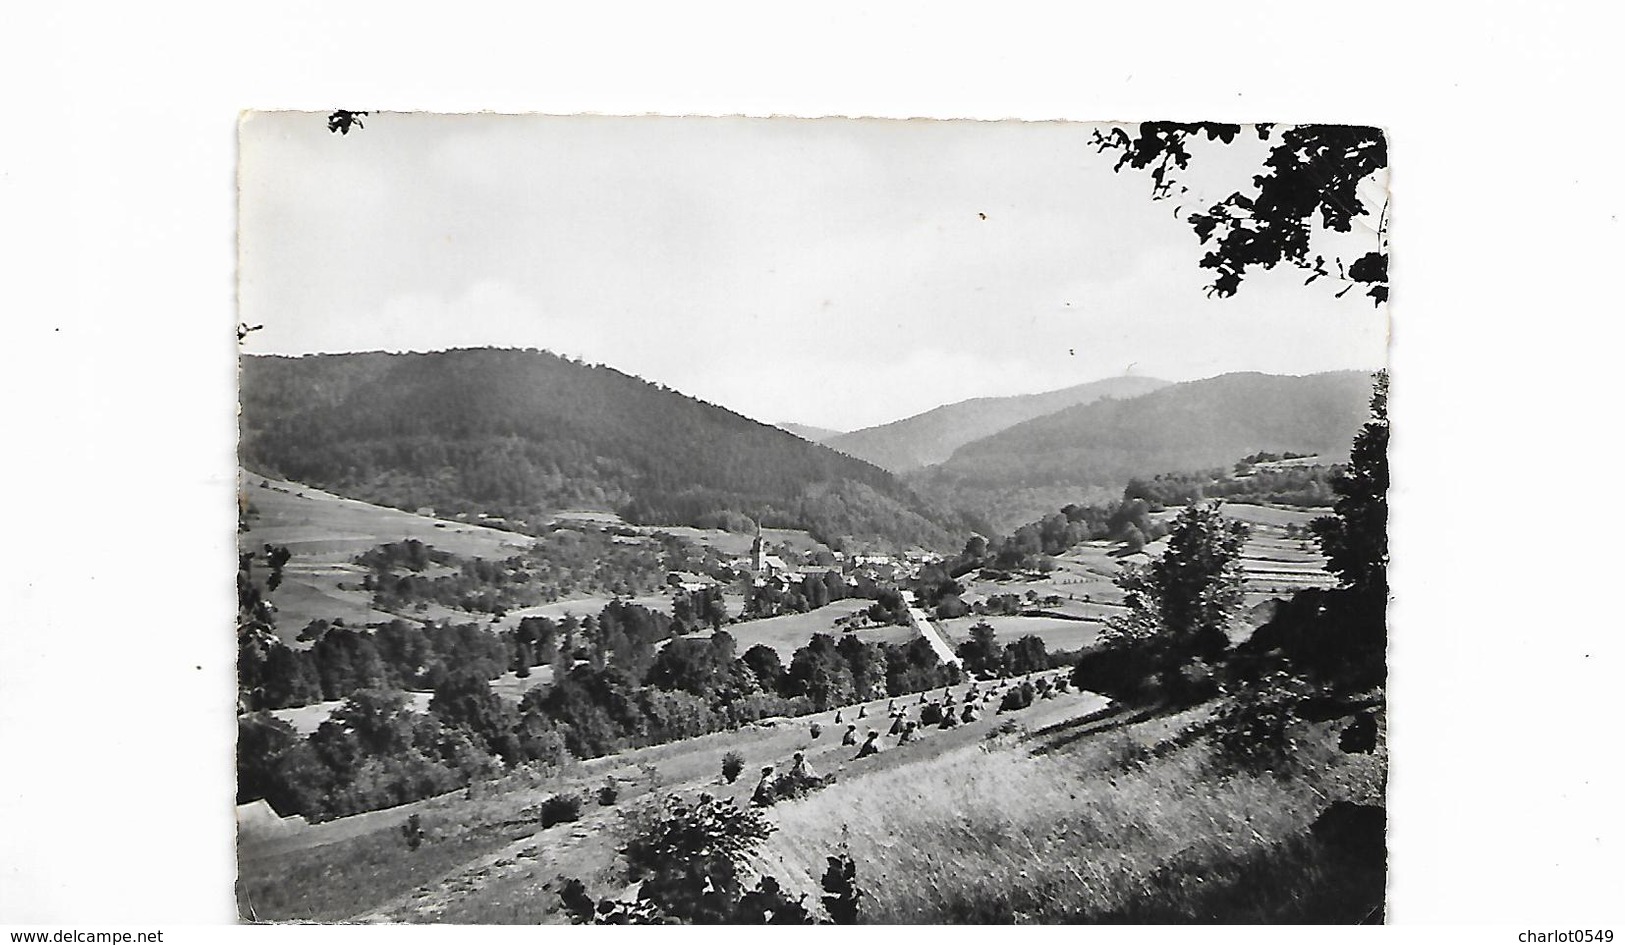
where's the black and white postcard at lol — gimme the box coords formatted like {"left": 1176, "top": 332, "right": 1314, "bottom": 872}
{"left": 235, "top": 113, "right": 1390, "bottom": 924}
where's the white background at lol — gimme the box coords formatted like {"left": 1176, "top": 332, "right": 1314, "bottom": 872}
{"left": 2, "top": 0, "right": 1621, "bottom": 935}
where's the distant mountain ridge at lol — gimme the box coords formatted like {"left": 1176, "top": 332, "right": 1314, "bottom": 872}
{"left": 824, "top": 375, "right": 1171, "bottom": 473}
{"left": 912, "top": 369, "right": 1378, "bottom": 529}
{"left": 239, "top": 349, "right": 973, "bottom": 551}
{"left": 777, "top": 422, "right": 843, "bottom": 443}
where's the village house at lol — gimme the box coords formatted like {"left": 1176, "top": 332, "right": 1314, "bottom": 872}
{"left": 666, "top": 570, "right": 720, "bottom": 593}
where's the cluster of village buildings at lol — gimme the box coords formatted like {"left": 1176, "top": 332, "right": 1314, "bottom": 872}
{"left": 434, "top": 505, "right": 952, "bottom": 599}
{"left": 663, "top": 531, "right": 944, "bottom": 595}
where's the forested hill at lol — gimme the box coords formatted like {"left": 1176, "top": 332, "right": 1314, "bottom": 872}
{"left": 910, "top": 370, "right": 1378, "bottom": 529}
{"left": 823, "top": 375, "right": 1170, "bottom": 473}
{"left": 238, "top": 349, "right": 972, "bottom": 551}
{"left": 776, "top": 422, "right": 843, "bottom": 443}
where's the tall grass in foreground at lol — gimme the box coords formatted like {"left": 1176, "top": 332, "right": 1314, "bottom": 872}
{"left": 755, "top": 708, "right": 1384, "bottom": 923}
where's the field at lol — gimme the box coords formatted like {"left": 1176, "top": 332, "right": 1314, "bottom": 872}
{"left": 759, "top": 700, "right": 1385, "bottom": 922}
{"left": 681, "top": 599, "right": 911, "bottom": 658}
{"left": 1220, "top": 502, "right": 1328, "bottom": 529}
{"left": 242, "top": 470, "right": 528, "bottom": 560}
{"left": 242, "top": 471, "right": 792, "bottom": 644}
{"left": 935, "top": 613, "right": 1104, "bottom": 653}
{"left": 1218, "top": 504, "right": 1341, "bottom": 606}
{"left": 266, "top": 669, "right": 561, "bottom": 735}
{"left": 939, "top": 503, "right": 1339, "bottom": 654}
{"left": 240, "top": 674, "right": 1384, "bottom": 924}
{"left": 960, "top": 541, "right": 1133, "bottom": 625}
{"left": 240, "top": 470, "right": 533, "bottom": 642}
{"left": 1252, "top": 455, "right": 1326, "bottom": 470}
{"left": 268, "top": 692, "right": 437, "bottom": 735}
{"left": 553, "top": 512, "right": 832, "bottom": 559}
{"left": 239, "top": 670, "right": 1092, "bottom": 923}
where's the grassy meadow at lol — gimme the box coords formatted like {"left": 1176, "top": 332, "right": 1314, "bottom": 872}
{"left": 758, "top": 701, "right": 1385, "bottom": 923}
{"left": 935, "top": 614, "right": 1104, "bottom": 653}
{"left": 240, "top": 470, "right": 532, "bottom": 640}
{"left": 239, "top": 676, "right": 1088, "bottom": 923}
{"left": 682, "top": 599, "right": 916, "bottom": 658}
{"left": 241, "top": 673, "right": 1384, "bottom": 925}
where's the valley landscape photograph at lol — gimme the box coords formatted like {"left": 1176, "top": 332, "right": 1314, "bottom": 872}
{"left": 235, "top": 113, "right": 1391, "bottom": 924}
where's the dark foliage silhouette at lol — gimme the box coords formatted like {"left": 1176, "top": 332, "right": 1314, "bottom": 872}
{"left": 1093, "top": 122, "right": 1388, "bottom": 303}
{"left": 539, "top": 793, "right": 583, "bottom": 828}
{"left": 327, "top": 110, "right": 368, "bottom": 135}
{"left": 820, "top": 854, "right": 863, "bottom": 924}
{"left": 401, "top": 813, "right": 424, "bottom": 851}
{"left": 1311, "top": 371, "right": 1389, "bottom": 599}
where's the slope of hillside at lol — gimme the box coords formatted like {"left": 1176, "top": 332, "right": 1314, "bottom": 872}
{"left": 824, "top": 376, "right": 1170, "bottom": 473}
{"left": 914, "top": 371, "right": 1377, "bottom": 529}
{"left": 238, "top": 469, "right": 535, "bottom": 639}
{"left": 239, "top": 349, "right": 970, "bottom": 551}
{"left": 776, "top": 422, "right": 842, "bottom": 443}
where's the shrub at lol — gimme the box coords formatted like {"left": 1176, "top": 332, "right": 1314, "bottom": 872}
{"left": 540, "top": 793, "right": 583, "bottom": 828}
{"left": 1208, "top": 670, "right": 1313, "bottom": 774}
{"left": 820, "top": 854, "right": 863, "bottom": 924}
{"left": 721, "top": 750, "right": 745, "bottom": 784}
{"left": 1310, "top": 801, "right": 1387, "bottom": 871}
{"left": 401, "top": 813, "right": 425, "bottom": 851}
{"left": 596, "top": 783, "right": 620, "bottom": 807}
{"left": 1071, "top": 642, "right": 1158, "bottom": 703}
{"left": 1170, "top": 658, "right": 1221, "bottom": 704}
{"left": 1339, "top": 710, "right": 1379, "bottom": 754}
{"left": 920, "top": 703, "right": 944, "bottom": 726}
{"left": 559, "top": 878, "right": 664, "bottom": 925}
{"left": 561, "top": 792, "right": 814, "bottom": 924}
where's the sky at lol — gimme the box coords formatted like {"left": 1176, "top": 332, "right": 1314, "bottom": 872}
{"left": 239, "top": 113, "right": 1389, "bottom": 432}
